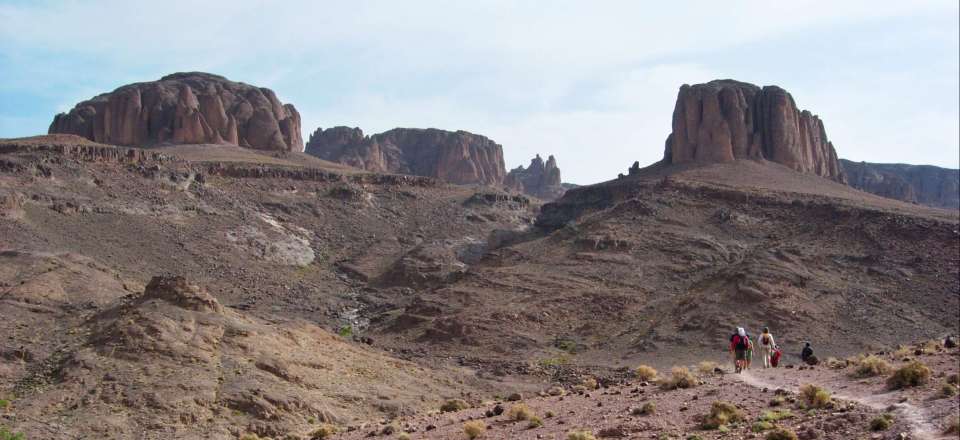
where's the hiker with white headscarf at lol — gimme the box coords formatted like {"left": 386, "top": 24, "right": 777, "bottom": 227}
{"left": 729, "top": 327, "right": 751, "bottom": 373}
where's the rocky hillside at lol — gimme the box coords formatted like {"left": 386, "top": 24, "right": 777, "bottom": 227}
{"left": 841, "top": 159, "right": 960, "bottom": 209}
{"left": 504, "top": 154, "right": 565, "bottom": 201}
{"left": 305, "top": 126, "right": 506, "bottom": 185}
{"left": 665, "top": 80, "right": 845, "bottom": 182}
{"left": 49, "top": 72, "right": 303, "bottom": 151}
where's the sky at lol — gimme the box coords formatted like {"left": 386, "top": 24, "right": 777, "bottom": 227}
{"left": 1, "top": 1, "right": 957, "bottom": 184}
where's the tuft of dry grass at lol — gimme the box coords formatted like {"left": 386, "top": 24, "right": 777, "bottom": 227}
{"left": 507, "top": 404, "right": 534, "bottom": 421}
{"left": 870, "top": 414, "right": 894, "bottom": 431}
{"left": 635, "top": 365, "right": 657, "bottom": 381}
{"left": 799, "top": 384, "right": 831, "bottom": 409}
{"left": 440, "top": 399, "right": 470, "bottom": 413}
{"left": 765, "top": 428, "right": 799, "bottom": 440}
{"left": 939, "top": 383, "right": 958, "bottom": 398}
{"left": 397, "top": 433, "right": 412, "bottom": 440}
{"left": 527, "top": 416, "right": 543, "bottom": 429}
{"left": 581, "top": 377, "right": 599, "bottom": 390}
{"left": 660, "top": 366, "right": 697, "bottom": 390}
{"left": 701, "top": 401, "right": 744, "bottom": 429}
{"left": 697, "top": 361, "right": 719, "bottom": 375}
{"left": 310, "top": 423, "right": 339, "bottom": 439}
{"left": 464, "top": 420, "right": 486, "bottom": 439}
{"left": 851, "top": 355, "right": 892, "bottom": 378}
{"left": 566, "top": 431, "right": 596, "bottom": 440}
{"left": 887, "top": 361, "right": 931, "bottom": 389}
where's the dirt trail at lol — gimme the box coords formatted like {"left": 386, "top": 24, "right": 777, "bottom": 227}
{"left": 737, "top": 369, "right": 946, "bottom": 440}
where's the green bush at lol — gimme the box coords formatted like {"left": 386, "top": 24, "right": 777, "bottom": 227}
{"left": 887, "top": 361, "right": 931, "bottom": 389}
{"left": 0, "top": 427, "right": 24, "bottom": 440}
{"left": 759, "top": 409, "right": 793, "bottom": 422}
{"left": 752, "top": 421, "right": 774, "bottom": 432}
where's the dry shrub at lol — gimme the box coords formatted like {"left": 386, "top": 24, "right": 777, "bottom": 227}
{"left": 507, "top": 403, "right": 533, "bottom": 421}
{"left": 440, "top": 399, "right": 470, "bottom": 412}
{"left": 631, "top": 401, "right": 655, "bottom": 416}
{"left": 825, "top": 357, "right": 846, "bottom": 370}
{"left": 660, "top": 366, "right": 697, "bottom": 390}
{"left": 566, "top": 431, "right": 596, "bottom": 440}
{"left": 852, "top": 355, "right": 892, "bottom": 378}
{"left": 527, "top": 416, "right": 543, "bottom": 429}
{"left": 635, "top": 365, "right": 658, "bottom": 381}
{"left": 582, "top": 377, "right": 599, "bottom": 390}
{"left": 765, "top": 428, "right": 799, "bottom": 440}
{"left": 799, "top": 384, "right": 831, "bottom": 409}
{"left": 939, "top": 383, "right": 958, "bottom": 398}
{"left": 870, "top": 414, "right": 894, "bottom": 431}
{"left": 463, "top": 420, "right": 486, "bottom": 439}
{"left": 887, "top": 361, "right": 931, "bottom": 389}
{"left": 892, "top": 345, "right": 913, "bottom": 358}
{"left": 697, "top": 361, "right": 719, "bottom": 375}
{"left": 310, "top": 424, "right": 339, "bottom": 439}
{"left": 701, "top": 401, "right": 744, "bottom": 429}
{"left": 547, "top": 386, "right": 566, "bottom": 396}
{"left": 398, "top": 433, "right": 412, "bottom": 440}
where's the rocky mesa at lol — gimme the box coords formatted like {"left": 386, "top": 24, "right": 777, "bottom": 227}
{"left": 504, "top": 154, "right": 566, "bottom": 200}
{"left": 664, "top": 79, "right": 845, "bottom": 182}
{"left": 49, "top": 72, "right": 303, "bottom": 151}
{"left": 305, "top": 126, "right": 506, "bottom": 185}
{"left": 841, "top": 159, "right": 960, "bottom": 209}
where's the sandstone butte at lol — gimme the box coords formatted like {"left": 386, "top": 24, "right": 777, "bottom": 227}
{"left": 664, "top": 79, "right": 846, "bottom": 183}
{"left": 305, "top": 126, "right": 506, "bottom": 186}
{"left": 48, "top": 72, "right": 303, "bottom": 151}
{"left": 504, "top": 154, "right": 565, "bottom": 200}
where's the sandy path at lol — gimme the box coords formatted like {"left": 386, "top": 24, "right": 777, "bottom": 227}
{"left": 737, "top": 369, "right": 947, "bottom": 440}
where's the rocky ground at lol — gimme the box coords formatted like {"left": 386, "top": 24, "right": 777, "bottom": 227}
{"left": 0, "top": 135, "right": 957, "bottom": 439}
{"left": 336, "top": 344, "right": 960, "bottom": 440}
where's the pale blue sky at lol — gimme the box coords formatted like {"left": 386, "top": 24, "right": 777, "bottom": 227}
{"left": 1, "top": 0, "right": 957, "bottom": 183}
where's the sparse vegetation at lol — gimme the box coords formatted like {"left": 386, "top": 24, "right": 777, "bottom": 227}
{"left": 798, "top": 384, "right": 831, "bottom": 409}
{"left": 440, "top": 399, "right": 470, "bottom": 413}
{"left": 0, "top": 400, "right": 9, "bottom": 410}
{"left": 635, "top": 365, "right": 658, "bottom": 381}
{"left": 566, "top": 430, "right": 596, "bottom": 440}
{"left": 759, "top": 409, "right": 793, "bottom": 422}
{"left": 507, "top": 403, "right": 533, "bottom": 421}
{"left": 947, "top": 373, "right": 959, "bottom": 385}
{"left": 764, "top": 428, "right": 799, "bottom": 440}
{"left": 851, "top": 355, "right": 891, "bottom": 378}
{"left": 769, "top": 396, "right": 785, "bottom": 407}
{"left": 539, "top": 354, "right": 571, "bottom": 368}
{"left": 887, "top": 361, "right": 931, "bottom": 389}
{"left": 545, "top": 410, "right": 555, "bottom": 418}
{"left": 752, "top": 421, "right": 774, "bottom": 432}
{"left": 581, "top": 377, "right": 599, "bottom": 390}
{"left": 893, "top": 345, "right": 913, "bottom": 359}
{"left": 945, "top": 416, "right": 959, "bottom": 435}
{"left": 632, "top": 401, "right": 656, "bottom": 416}
{"left": 701, "top": 401, "right": 744, "bottom": 430}
{"left": 546, "top": 386, "right": 566, "bottom": 396}
{"left": 337, "top": 325, "right": 353, "bottom": 338}
{"left": 660, "top": 366, "right": 697, "bottom": 390}
{"left": 939, "top": 383, "right": 958, "bottom": 398}
{"left": 310, "top": 423, "right": 339, "bottom": 439}
{"left": 398, "top": 433, "right": 412, "bottom": 440}
{"left": 870, "top": 413, "right": 894, "bottom": 431}
{"left": 463, "top": 420, "right": 486, "bottom": 439}
{"left": 697, "top": 361, "right": 718, "bottom": 375}
{"left": 527, "top": 416, "right": 543, "bottom": 429}
{"left": 825, "top": 357, "right": 846, "bottom": 369}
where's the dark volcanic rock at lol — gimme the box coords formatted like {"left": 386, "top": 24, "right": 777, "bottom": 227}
{"left": 841, "top": 159, "right": 959, "bottom": 209}
{"left": 305, "top": 127, "right": 505, "bottom": 185}
{"left": 664, "top": 79, "right": 845, "bottom": 183}
{"left": 504, "top": 154, "right": 566, "bottom": 200}
{"left": 49, "top": 72, "right": 303, "bottom": 151}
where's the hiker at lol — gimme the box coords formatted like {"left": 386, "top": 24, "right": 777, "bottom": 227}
{"left": 729, "top": 327, "right": 750, "bottom": 373}
{"left": 758, "top": 327, "right": 777, "bottom": 368}
{"left": 745, "top": 331, "right": 754, "bottom": 369}
{"left": 801, "top": 342, "right": 814, "bottom": 363}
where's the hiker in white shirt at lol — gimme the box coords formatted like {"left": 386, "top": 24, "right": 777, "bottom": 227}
{"left": 758, "top": 327, "right": 777, "bottom": 368}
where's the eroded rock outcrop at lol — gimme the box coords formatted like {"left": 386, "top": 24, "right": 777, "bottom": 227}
{"left": 664, "top": 79, "right": 845, "bottom": 182}
{"left": 504, "top": 154, "right": 565, "bottom": 200}
{"left": 841, "top": 159, "right": 959, "bottom": 209}
{"left": 305, "top": 127, "right": 505, "bottom": 185}
{"left": 49, "top": 72, "right": 303, "bottom": 151}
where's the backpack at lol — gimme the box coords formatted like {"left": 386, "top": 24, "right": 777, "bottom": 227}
{"left": 771, "top": 349, "right": 782, "bottom": 367}
{"left": 761, "top": 334, "right": 771, "bottom": 346}
{"left": 733, "top": 335, "right": 748, "bottom": 350}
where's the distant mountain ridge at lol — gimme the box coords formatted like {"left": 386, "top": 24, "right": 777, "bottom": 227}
{"left": 841, "top": 159, "right": 959, "bottom": 209}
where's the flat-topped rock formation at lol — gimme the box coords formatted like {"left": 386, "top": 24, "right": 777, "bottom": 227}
{"left": 664, "top": 79, "right": 845, "bottom": 183}
{"left": 841, "top": 159, "right": 960, "bottom": 209}
{"left": 305, "top": 126, "right": 505, "bottom": 185}
{"left": 504, "top": 154, "right": 565, "bottom": 200}
{"left": 49, "top": 72, "right": 303, "bottom": 151}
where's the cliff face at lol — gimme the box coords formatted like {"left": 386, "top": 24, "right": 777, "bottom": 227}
{"left": 841, "top": 159, "right": 960, "bottom": 209}
{"left": 664, "top": 80, "right": 845, "bottom": 183}
{"left": 49, "top": 72, "right": 303, "bottom": 151}
{"left": 504, "top": 154, "right": 566, "bottom": 200}
{"left": 305, "top": 127, "right": 506, "bottom": 185}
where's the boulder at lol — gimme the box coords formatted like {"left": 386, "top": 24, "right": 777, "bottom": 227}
{"left": 504, "top": 154, "right": 566, "bottom": 200}
{"left": 49, "top": 72, "right": 303, "bottom": 151}
{"left": 664, "top": 79, "right": 846, "bottom": 183}
{"left": 305, "top": 127, "right": 505, "bottom": 185}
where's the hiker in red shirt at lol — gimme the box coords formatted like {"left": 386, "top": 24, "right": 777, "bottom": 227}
{"left": 729, "top": 327, "right": 751, "bottom": 373}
